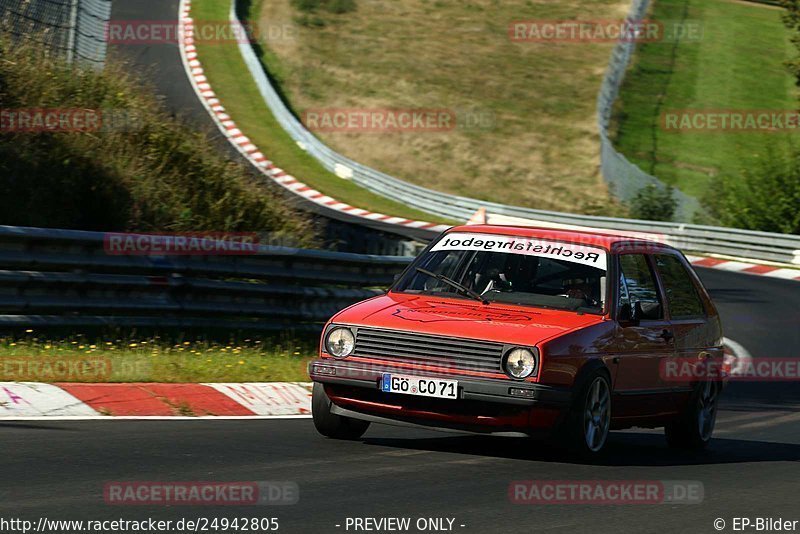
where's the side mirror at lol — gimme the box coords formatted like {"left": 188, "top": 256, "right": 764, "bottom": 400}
{"left": 639, "top": 301, "right": 662, "bottom": 320}
{"left": 619, "top": 301, "right": 642, "bottom": 326}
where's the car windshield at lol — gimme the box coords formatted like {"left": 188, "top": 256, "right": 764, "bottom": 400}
{"left": 394, "top": 232, "right": 608, "bottom": 314}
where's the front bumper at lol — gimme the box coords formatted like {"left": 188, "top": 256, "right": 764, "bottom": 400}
{"left": 309, "top": 358, "right": 571, "bottom": 434}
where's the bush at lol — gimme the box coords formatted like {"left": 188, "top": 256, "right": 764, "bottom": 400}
{"left": 326, "top": 0, "right": 357, "bottom": 14}
{"left": 703, "top": 147, "right": 800, "bottom": 234}
{"left": 628, "top": 184, "right": 678, "bottom": 221}
{"left": 0, "top": 32, "right": 318, "bottom": 245}
{"left": 291, "top": 0, "right": 321, "bottom": 13}
{"left": 295, "top": 14, "right": 327, "bottom": 28}
{"left": 291, "top": 0, "right": 356, "bottom": 14}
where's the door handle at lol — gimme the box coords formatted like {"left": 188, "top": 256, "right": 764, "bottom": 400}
{"left": 660, "top": 329, "right": 674, "bottom": 342}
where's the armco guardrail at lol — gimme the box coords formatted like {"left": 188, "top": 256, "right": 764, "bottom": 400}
{"left": 0, "top": 226, "right": 413, "bottom": 332}
{"left": 596, "top": 0, "right": 700, "bottom": 221}
{"left": 0, "top": 0, "right": 111, "bottom": 67}
{"left": 485, "top": 212, "right": 800, "bottom": 265}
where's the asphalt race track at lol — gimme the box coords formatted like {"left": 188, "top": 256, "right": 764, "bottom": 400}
{"left": 696, "top": 268, "right": 800, "bottom": 403}
{"left": 3, "top": 413, "right": 800, "bottom": 533}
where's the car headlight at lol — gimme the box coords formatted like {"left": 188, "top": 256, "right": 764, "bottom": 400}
{"left": 503, "top": 347, "right": 537, "bottom": 379}
{"left": 325, "top": 327, "right": 355, "bottom": 359}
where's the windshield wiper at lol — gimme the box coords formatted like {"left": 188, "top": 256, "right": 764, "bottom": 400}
{"left": 414, "top": 267, "right": 489, "bottom": 305}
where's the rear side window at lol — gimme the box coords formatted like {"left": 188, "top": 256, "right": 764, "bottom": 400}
{"left": 618, "top": 254, "right": 663, "bottom": 319}
{"left": 654, "top": 254, "right": 706, "bottom": 319}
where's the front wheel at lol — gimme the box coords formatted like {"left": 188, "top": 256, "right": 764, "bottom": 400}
{"left": 558, "top": 371, "right": 612, "bottom": 456}
{"left": 312, "top": 383, "right": 370, "bottom": 440}
{"left": 665, "top": 380, "right": 719, "bottom": 449}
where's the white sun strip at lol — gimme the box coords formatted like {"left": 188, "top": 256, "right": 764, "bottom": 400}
{"left": 432, "top": 232, "right": 607, "bottom": 269}
{"left": 711, "top": 261, "right": 755, "bottom": 272}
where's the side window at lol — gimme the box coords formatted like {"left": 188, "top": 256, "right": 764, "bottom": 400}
{"left": 618, "top": 254, "right": 663, "bottom": 320}
{"left": 655, "top": 254, "right": 706, "bottom": 319}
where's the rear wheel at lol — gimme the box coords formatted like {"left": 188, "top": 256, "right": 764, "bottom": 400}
{"left": 312, "top": 382, "right": 370, "bottom": 440}
{"left": 558, "top": 371, "right": 612, "bottom": 456}
{"left": 665, "top": 380, "right": 719, "bottom": 449}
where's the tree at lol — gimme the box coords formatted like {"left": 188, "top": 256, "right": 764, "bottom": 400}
{"left": 779, "top": 0, "right": 800, "bottom": 86}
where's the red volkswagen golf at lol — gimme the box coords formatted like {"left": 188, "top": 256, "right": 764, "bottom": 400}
{"left": 309, "top": 225, "right": 725, "bottom": 455}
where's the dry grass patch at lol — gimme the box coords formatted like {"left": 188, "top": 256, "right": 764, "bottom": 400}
{"left": 259, "top": 0, "right": 630, "bottom": 215}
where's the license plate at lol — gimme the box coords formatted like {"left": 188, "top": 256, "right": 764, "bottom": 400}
{"left": 380, "top": 373, "right": 458, "bottom": 400}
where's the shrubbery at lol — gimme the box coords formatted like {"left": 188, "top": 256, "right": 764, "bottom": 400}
{"left": 628, "top": 184, "right": 678, "bottom": 221}
{"left": 0, "top": 33, "right": 317, "bottom": 245}
{"left": 291, "top": 0, "right": 356, "bottom": 26}
{"left": 703, "top": 147, "right": 800, "bottom": 234}
{"left": 291, "top": 0, "right": 356, "bottom": 14}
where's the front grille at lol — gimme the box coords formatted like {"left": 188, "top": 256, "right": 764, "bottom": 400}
{"left": 353, "top": 327, "right": 504, "bottom": 373}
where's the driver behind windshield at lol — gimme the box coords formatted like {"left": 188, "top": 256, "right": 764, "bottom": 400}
{"left": 396, "top": 244, "right": 607, "bottom": 314}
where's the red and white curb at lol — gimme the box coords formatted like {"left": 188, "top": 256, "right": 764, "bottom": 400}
{"left": 685, "top": 255, "right": 800, "bottom": 282}
{"left": 177, "top": 0, "right": 449, "bottom": 235}
{"left": 0, "top": 382, "right": 312, "bottom": 420}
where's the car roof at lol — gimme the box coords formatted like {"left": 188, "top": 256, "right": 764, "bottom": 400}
{"left": 446, "top": 224, "right": 676, "bottom": 252}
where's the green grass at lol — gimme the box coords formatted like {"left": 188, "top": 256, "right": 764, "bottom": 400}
{"left": 192, "top": 0, "right": 454, "bottom": 224}
{"left": 0, "top": 32, "right": 315, "bottom": 240}
{"left": 0, "top": 335, "right": 315, "bottom": 383}
{"left": 612, "top": 0, "right": 797, "bottom": 200}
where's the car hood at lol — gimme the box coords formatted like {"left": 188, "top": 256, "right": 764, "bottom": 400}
{"left": 332, "top": 292, "right": 605, "bottom": 347}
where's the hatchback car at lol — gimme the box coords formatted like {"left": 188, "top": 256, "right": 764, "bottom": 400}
{"left": 309, "top": 225, "right": 725, "bottom": 455}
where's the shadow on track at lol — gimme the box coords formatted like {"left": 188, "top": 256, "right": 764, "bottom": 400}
{"left": 0, "top": 422, "right": 78, "bottom": 431}
{"left": 360, "top": 431, "right": 800, "bottom": 467}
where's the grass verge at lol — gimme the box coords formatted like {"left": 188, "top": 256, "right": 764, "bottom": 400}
{"left": 191, "top": 0, "right": 454, "bottom": 224}
{"left": 611, "top": 0, "right": 796, "bottom": 201}
{"left": 0, "top": 32, "right": 316, "bottom": 241}
{"left": 0, "top": 334, "right": 315, "bottom": 383}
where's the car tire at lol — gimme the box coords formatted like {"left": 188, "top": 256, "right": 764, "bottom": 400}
{"left": 312, "top": 382, "right": 370, "bottom": 440}
{"left": 665, "top": 379, "right": 719, "bottom": 450}
{"left": 558, "top": 370, "right": 612, "bottom": 457}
